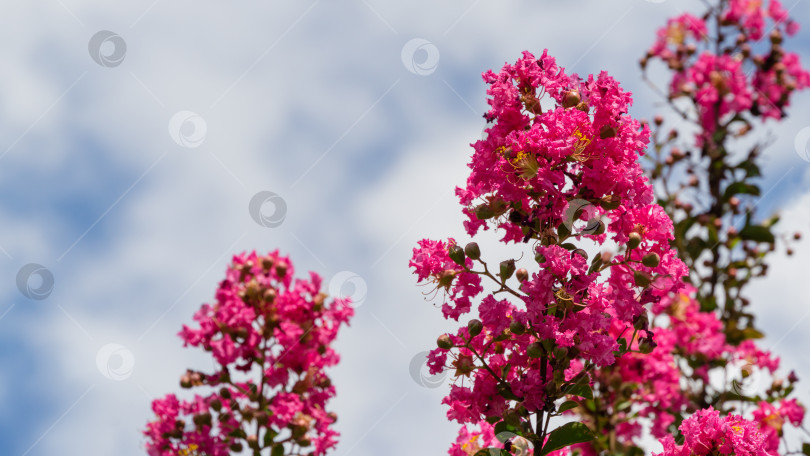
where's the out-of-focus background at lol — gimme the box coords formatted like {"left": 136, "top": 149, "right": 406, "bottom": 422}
{"left": 1, "top": 1, "right": 809, "bottom": 454}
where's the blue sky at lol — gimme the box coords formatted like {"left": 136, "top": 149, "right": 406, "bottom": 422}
{"left": 1, "top": 1, "right": 809, "bottom": 455}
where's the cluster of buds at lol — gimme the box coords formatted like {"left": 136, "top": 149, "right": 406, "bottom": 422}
{"left": 144, "top": 251, "right": 353, "bottom": 456}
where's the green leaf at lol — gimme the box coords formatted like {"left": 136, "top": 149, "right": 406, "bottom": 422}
{"left": 474, "top": 449, "right": 509, "bottom": 456}
{"left": 541, "top": 422, "right": 595, "bottom": 455}
{"left": 741, "top": 327, "right": 765, "bottom": 340}
{"left": 564, "top": 381, "right": 593, "bottom": 400}
{"left": 723, "top": 182, "right": 760, "bottom": 200}
{"left": 802, "top": 443, "right": 810, "bottom": 455}
{"left": 494, "top": 420, "right": 520, "bottom": 437}
{"left": 272, "top": 444, "right": 285, "bottom": 456}
{"left": 558, "top": 400, "right": 579, "bottom": 413}
{"left": 739, "top": 225, "right": 775, "bottom": 243}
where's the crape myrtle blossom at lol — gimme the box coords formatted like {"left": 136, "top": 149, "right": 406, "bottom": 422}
{"left": 584, "top": 0, "right": 810, "bottom": 454}
{"left": 144, "top": 251, "right": 353, "bottom": 456}
{"left": 642, "top": 0, "right": 810, "bottom": 141}
{"left": 654, "top": 407, "right": 771, "bottom": 456}
{"left": 411, "top": 49, "right": 687, "bottom": 455}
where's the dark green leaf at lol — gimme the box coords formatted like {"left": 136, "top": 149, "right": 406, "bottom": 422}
{"left": 272, "top": 445, "right": 284, "bottom": 456}
{"left": 541, "top": 422, "right": 595, "bottom": 455}
{"left": 739, "top": 225, "right": 775, "bottom": 243}
{"left": 564, "top": 381, "right": 593, "bottom": 400}
{"left": 802, "top": 443, "right": 810, "bottom": 455}
{"left": 558, "top": 400, "right": 579, "bottom": 413}
{"left": 723, "top": 182, "right": 760, "bottom": 200}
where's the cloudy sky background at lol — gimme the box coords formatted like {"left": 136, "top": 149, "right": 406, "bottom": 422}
{"left": 1, "top": 0, "right": 809, "bottom": 455}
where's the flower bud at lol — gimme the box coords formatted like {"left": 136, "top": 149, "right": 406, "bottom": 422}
{"left": 180, "top": 374, "right": 192, "bottom": 389}
{"left": 527, "top": 342, "right": 544, "bottom": 358}
{"left": 448, "top": 244, "right": 466, "bottom": 266}
{"left": 437, "top": 334, "right": 453, "bottom": 350}
{"left": 193, "top": 412, "right": 212, "bottom": 427}
{"left": 275, "top": 263, "right": 288, "bottom": 278}
{"left": 509, "top": 320, "right": 526, "bottom": 335}
{"left": 638, "top": 337, "right": 656, "bottom": 354}
{"left": 628, "top": 232, "right": 642, "bottom": 250}
{"left": 516, "top": 268, "right": 529, "bottom": 282}
{"left": 654, "top": 115, "right": 663, "bottom": 126}
{"left": 576, "top": 101, "right": 590, "bottom": 113}
{"left": 535, "top": 253, "right": 546, "bottom": 264}
{"left": 562, "top": 90, "right": 581, "bottom": 108}
{"left": 633, "top": 270, "right": 651, "bottom": 287}
{"left": 633, "top": 312, "right": 649, "bottom": 331}
{"left": 464, "top": 242, "right": 481, "bottom": 260}
{"left": 467, "top": 319, "right": 483, "bottom": 337}
{"left": 553, "top": 346, "right": 568, "bottom": 359}
{"left": 641, "top": 252, "right": 660, "bottom": 268}
{"left": 247, "top": 434, "right": 259, "bottom": 449}
{"left": 599, "top": 125, "right": 618, "bottom": 139}
{"left": 499, "top": 259, "right": 516, "bottom": 280}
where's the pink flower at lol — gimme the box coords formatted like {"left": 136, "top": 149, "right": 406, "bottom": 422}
{"left": 654, "top": 407, "right": 770, "bottom": 456}
{"left": 145, "top": 251, "right": 353, "bottom": 456}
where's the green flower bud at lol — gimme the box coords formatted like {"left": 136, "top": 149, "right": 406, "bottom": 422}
{"left": 467, "top": 319, "right": 483, "bottom": 337}
{"left": 509, "top": 320, "right": 526, "bottom": 335}
{"left": 448, "top": 244, "right": 466, "bottom": 266}
{"left": 553, "top": 346, "right": 568, "bottom": 359}
{"left": 627, "top": 232, "right": 642, "bottom": 250}
{"left": 527, "top": 342, "right": 544, "bottom": 358}
{"left": 642, "top": 252, "right": 660, "bottom": 268}
{"left": 464, "top": 242, "right": 481, "bottom": 260}
{"left": 633, "top": 270, "right": 651, "bottom": 287}
{"left": 437, "top": 334, "right": 453, "bottom": 350}
{"left": 562, "top": 90, "right": 581, "bottom": 108}
{"left": 638, "top": 337, "right": 656, "bottom": 354}
{"left": 500, "top": 259, "right": 516, "bottom": 280}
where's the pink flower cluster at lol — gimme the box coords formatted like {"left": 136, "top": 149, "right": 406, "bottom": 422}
{"left": 411, "top": 50, "right": 687, "bottom": 453}
{"left": 753, "top": 399, "right": 806, "bottom": 453}
{"left": 644, "top": 0, "right": 810, "bottom": 137}
{"left": 144, "top": 251, "right": 353, "bottom": 456}
{"left": 599, "top": 285, "right": 790, "bottom": 445}
{"left": 655, "top": 407, "right": 770, "bottom": 456}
